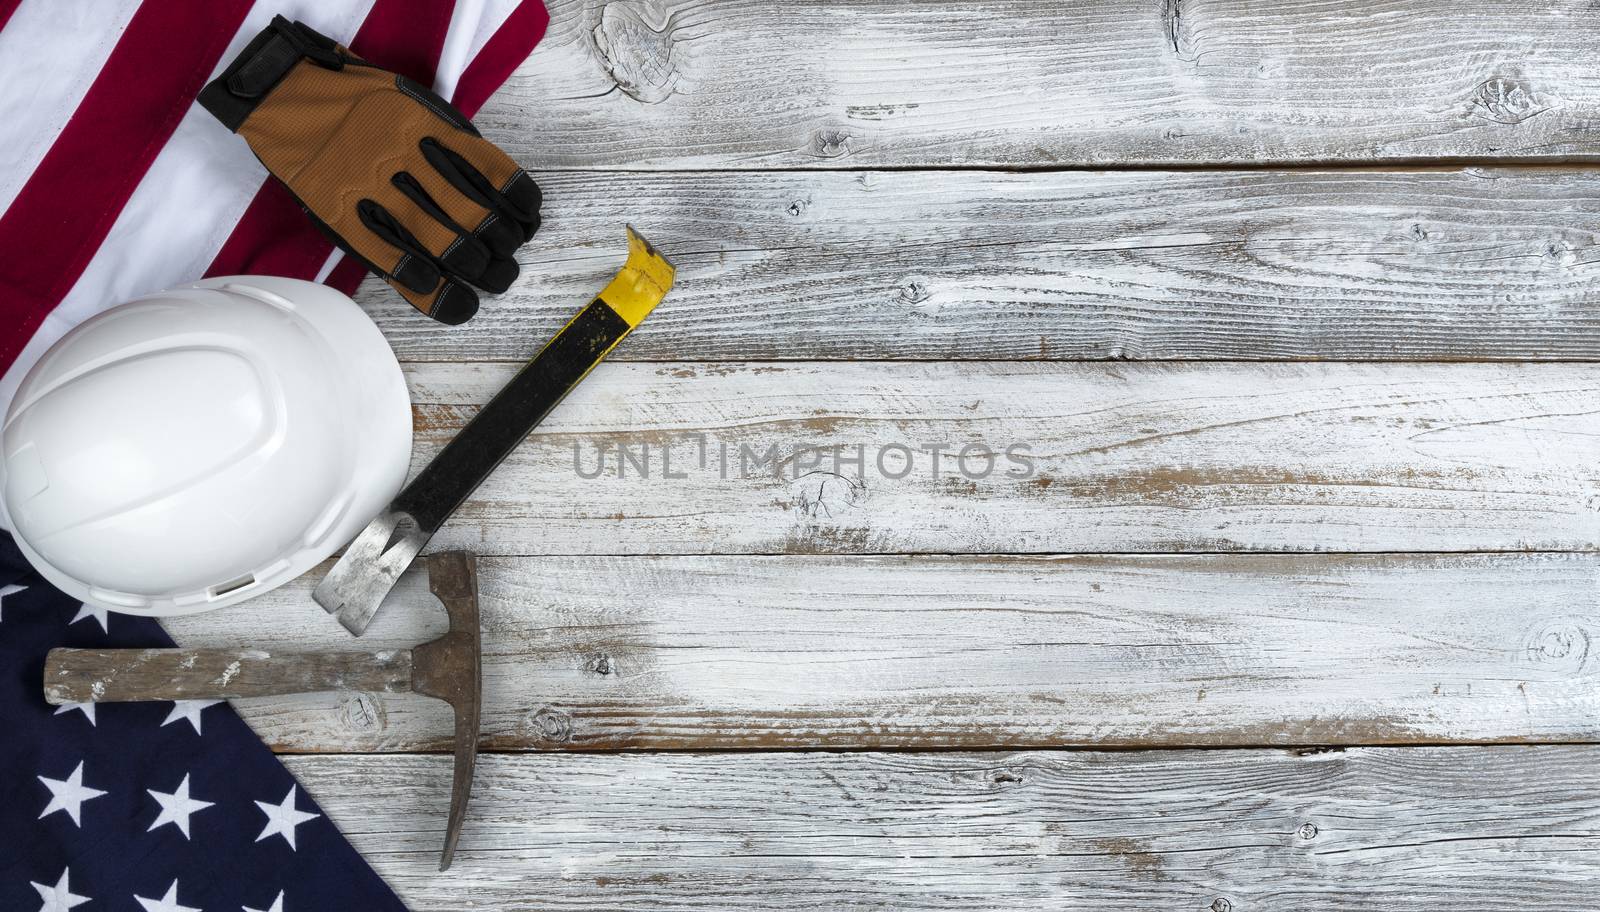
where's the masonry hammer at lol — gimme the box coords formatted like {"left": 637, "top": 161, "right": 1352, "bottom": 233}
{"left": 43, "top": 551, "right": 483, "bottom": 871}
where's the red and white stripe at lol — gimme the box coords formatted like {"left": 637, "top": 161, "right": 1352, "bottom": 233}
{"left": 0, "top": 0, "right": 549, "bottom": 416}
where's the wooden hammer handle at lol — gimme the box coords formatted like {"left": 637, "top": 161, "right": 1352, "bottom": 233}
{"left": 44, "top": 647, "right": 413, "bottom": 704}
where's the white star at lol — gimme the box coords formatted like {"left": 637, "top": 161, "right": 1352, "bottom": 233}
{"left": 53, "top": 702, "right": 96, "bottom": 726}
{"left": 147, "top": 773, "right": 214, "bottom": 839}
{"left": 31, "top": 867, "right": 90, "bottom": 912}
{"left": 161, "top": 700, "right": 221, "bottom": 735}
{"left": 135, "top": 880, "right": 200, "bottom": 912}
{"left": 254, "top": 785, "right": 320, "bottom": 850}
{"left": 37, "top": 761, "right": 107, "bottom": 827}
{"left": 0, "top": 582, "right": 25, "bottom": 621}
{"left": 68, "top": 602, "right": 109, "bottom": 633}
{"left": 243, "top": 890, "right": 285, "bottom": 912}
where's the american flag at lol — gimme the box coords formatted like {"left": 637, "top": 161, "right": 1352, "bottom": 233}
{"left": 0, "top": 0, "right": 550, "bottom": 416}
{"left": 1, "top": 531, "right": 408, "bottom": 910}
{"left": 0, "top": 1, "right": 549, "bottom": 908}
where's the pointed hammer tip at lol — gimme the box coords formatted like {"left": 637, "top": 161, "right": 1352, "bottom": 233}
{"left": 439, "top": 833, "right": 460, "bottom": 871}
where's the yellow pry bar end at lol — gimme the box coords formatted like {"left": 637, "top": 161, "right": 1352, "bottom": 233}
{"left": 599, "top": 226, "right": 676, "bottom": 327}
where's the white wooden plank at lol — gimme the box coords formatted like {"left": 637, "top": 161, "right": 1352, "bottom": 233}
{"left": 285, "top": 746, "right": 1600, "bottom": 910}
{"left": 387, "top": 361, "right": 1600, "bottom": 556}
{"left": 481, "top": 0, "right": 1600, "bottom": 168}
{"left": 168, "top": 551, "right": 1600, "bottom": 752}
{"left": 360, "top": 168, "right": 1600, "bottom": 362}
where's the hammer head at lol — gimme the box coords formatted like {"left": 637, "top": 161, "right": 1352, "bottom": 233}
{"left": 411, "top": 551, "right": 482, "bottom": 871}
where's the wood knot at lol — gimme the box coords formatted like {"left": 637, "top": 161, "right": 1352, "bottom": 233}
{"left": 335, "top": 692, "right": 386, "bottom": 732}
{"left": 1297, "top": 822, "right": 1318, "bottom": 840}
{"left": 792, "top": 471, "right": 867, "bottom": 520}
{"left": 1211, "top": 899, "right": 1234, "bottom": 912}
{"left": 897, "top": 276, "right": 939, "bottom": 316}
{"left": 1545, "top": 238, "right": 1578, "bottom": 267}
{"left": 991, "top": 769, "right": 1023, "bottom": 785}
{"left": 1524, "top": 620, "right": 1591, "bottom": 674}
{"left": 593, "top": 2, "right": 682, "bottom": 104}
{"left": 528, "top": 706, "right": 574, "bottom": 743}
{"left": 1471, "top": 75, "right": 1548, "bottom": 125}
{"left": 585, "top": 653, "right": 617, "bottom": 676}
{"left": 811, "top": 128, "right": 853, "bottom": 159}
{"left": 1160, "top": 0, "right": 1195, "bottom": 60}
{"left": 897, "top": 278, "right": 932, "bottom": 304}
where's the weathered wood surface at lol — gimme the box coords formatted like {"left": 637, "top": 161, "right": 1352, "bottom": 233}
{"left": 358, "top": 168, "right": 1600, "bottom": 363}
{"left": 168, "top": 551, "right": 1600, "bottom": 753}
{"left": 386, "top": 360, "right": 1600, "bottom": 556}
{"left": 482, "top": 0, "right": 1600, "bottom": 169}
{"left": 287, "top": 746, "right": 1600, "bottom": 910}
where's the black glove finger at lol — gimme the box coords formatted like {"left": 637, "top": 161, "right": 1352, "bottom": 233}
{"left": 356, "top": 198, "right": 444, "bottom": 294}
{"left": 499, "top": 171, "right": 542, "bottom": 241}
{"left": 429, "top": 278, "right": 481, "bottom": 325}
{"left": 388, "top": 171, "right": 507, "bottom": 287}
{"left": 362, "top": 195, "right": 480, "bottom": 323}
{"left": 477, "top": 253, "right": 519, "bottom": 294}
{"left": 473, "top": 211, "right": 525, "bottom": 260}
{"left": 385, "top": 273, "right": 480, "bottom": 325}
{"left": 420, "top": 138, "right": 541, "bottom": 241}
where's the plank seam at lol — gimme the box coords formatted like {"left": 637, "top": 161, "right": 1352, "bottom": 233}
{"left": 266, "top": 738, "right": 1600, "bottom": 757}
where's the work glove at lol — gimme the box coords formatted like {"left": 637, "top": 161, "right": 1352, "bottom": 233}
{"left": 198, "top": 16, "right": 541, "bottom": 324}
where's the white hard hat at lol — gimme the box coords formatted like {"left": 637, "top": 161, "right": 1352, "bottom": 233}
{"left": 0, "top": 276, "right": 412, "bottom": 616}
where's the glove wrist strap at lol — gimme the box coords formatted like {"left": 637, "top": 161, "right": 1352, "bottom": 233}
{"left": 197, "top": 16, "right": 344, "bottom": 132}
